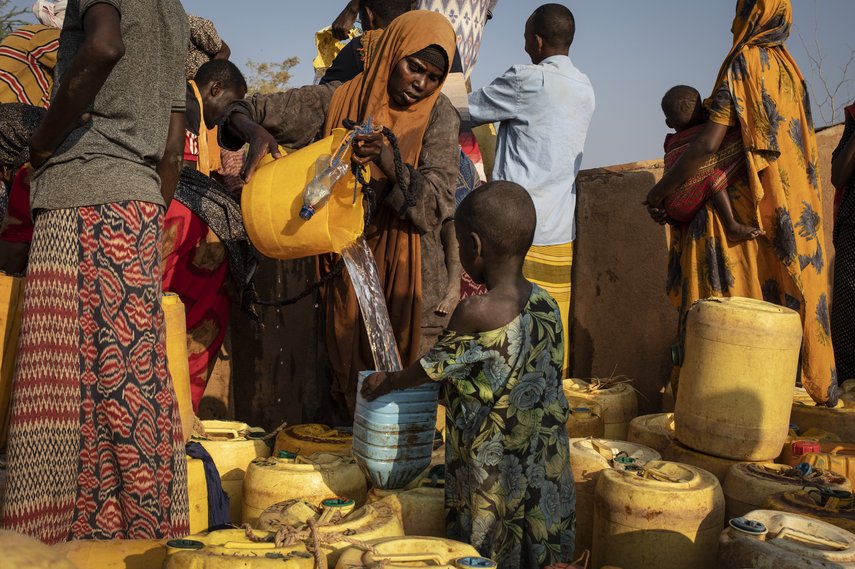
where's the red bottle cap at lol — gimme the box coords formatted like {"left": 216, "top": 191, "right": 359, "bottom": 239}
{"left": 792, "top": 440, "right": 821, "bottom": 455}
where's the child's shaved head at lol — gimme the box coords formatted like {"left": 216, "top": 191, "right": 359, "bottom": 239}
{"left": 662, "top": 85, "right": 703, "bottom": 131}
{"left": 457, "top": 181, "right": 536, "bottom": 258}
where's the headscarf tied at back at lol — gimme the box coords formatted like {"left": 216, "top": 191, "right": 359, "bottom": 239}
{"left": 319, "top": 10, "right": 457, "bottom": 415}
{"left": 708, "top": 0, "right": 810, "bottom": 202}
{"left": 32, "top": 0, "right": 67, "bottom": 28}
{"left": 323, "top": 10, "right": 456, "bottom": 169}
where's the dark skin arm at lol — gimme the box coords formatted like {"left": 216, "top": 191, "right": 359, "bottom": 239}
{"left": 332, "top": 0, "right": 360, "bottom": 40}
{"left": 643, "top": 120, "right": 729, "bottom": 224}
{"left": 832, "top": 129, "right": 855, "bottom": 190}
{"left": 157, "top": 111, "right": 186, "bottom": 205}
{"left": 230, "top": 112, "right": 282, "bottom": 183}
{"left": 362, "top": 289, "right": 512, "bottom": 400}
{"left": 214, "top": 40, "right": 231, "bottom": 61}
{"left": 29, "top": 4, "right": 125, "bottom": 169}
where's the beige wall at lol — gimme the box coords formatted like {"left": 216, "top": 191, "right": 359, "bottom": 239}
{"left": 570, "top": 124, "right": 844, "bottom": 414}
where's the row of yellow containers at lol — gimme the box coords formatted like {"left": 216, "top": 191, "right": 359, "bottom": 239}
{"left": 574, "top": 448, "right": 855, "bottom": 569}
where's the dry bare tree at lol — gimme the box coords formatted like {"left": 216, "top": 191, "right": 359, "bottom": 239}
{"left": 798, "top": 0, "right": 855, "bottom": 127}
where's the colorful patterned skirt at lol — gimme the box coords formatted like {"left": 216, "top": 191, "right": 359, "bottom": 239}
{"left": 1, "top": 201, "right": 189, "bottom": 544}
{"left": 161, "top": 199, "right": 230, "bottom": 411}
{"left": 523, "top": 243, "right": 573, "bottom": 376}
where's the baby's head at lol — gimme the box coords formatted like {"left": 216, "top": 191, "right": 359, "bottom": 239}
{"left": 661, "top": 85, "right": 704, "bottom": 132}
{"left": 455, "top": 181, "right": 536, "bottom": 281}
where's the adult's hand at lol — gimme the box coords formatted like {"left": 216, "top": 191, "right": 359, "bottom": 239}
{"left": 352, "top": 131, "right": 396, "bottom": 182}
{"left": 240, "top": 120, "right": 281, "bottom": 183}
{"left": 332, "top": 0, "right": 359, "bottom": 40}
{"left": 643, "top": 199, "right": 669, "bottom": 225}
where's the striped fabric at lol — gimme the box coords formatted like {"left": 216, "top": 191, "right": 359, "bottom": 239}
{"left": 0, "top": 24, "right": 59, "bottom": 108}
{"left": 523, "top": 242, "right": 573, "bottom": 376}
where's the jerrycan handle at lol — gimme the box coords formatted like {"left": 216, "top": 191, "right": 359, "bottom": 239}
{"left": 773, "top": 527, "right": 849, "bottom": 551}
{"left": 202, "top": 427, "right": 242, "bottom": 440}
{"left": 829, "top": 445, "right": 855, "bottom": 456}
{"left": 362, "top": 551, "right": 447, "bottom": 567}
{"left": 590, "top": 438, "right": 616, "bottom": 461}
{"left": 223, "top": 541, "right": 276, "bottom": 550}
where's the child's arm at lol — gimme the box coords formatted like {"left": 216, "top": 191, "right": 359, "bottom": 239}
{"left": 361, "top": 364, "right": 431, "bottom": 401}
{"left": 361, "top": 294, "right": 492, "bottom": 401}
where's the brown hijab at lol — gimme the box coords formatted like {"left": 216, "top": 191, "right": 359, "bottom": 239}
{"left": 321, "top": 11, "right": 456, "bottom": 416}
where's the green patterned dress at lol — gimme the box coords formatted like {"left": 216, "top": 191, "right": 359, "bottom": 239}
{"left": 420, "top": 285, "right": 575, "bottom": 569}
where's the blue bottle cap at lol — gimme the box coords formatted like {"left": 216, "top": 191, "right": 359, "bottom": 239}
{"left": 278, "top": 450, "right": 298, "bottom": 459}
{"left": 299, "top": 205, "right": 315, "bottom": 220}
{"left": 167, "top": 539, "right": 205, "bottom": 550}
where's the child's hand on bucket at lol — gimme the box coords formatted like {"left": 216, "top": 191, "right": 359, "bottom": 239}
{"left": 361, "top": 371, "right": 395, "bottom": 401}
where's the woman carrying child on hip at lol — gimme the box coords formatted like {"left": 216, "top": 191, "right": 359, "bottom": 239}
{"left": 363, "top": 181, "right": 576, "bottom": 569}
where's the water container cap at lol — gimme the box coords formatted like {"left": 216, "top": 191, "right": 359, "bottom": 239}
{"left": 794, "top": 462, "right": 814, "bottom": 477}
{"left": 247, "top": 431, "right": 267, "bottom": 440}
{"left": 278, "top": 450, "right": 298, "bottom": 459}
{"left": 789, "top": 423, "right": 799, "bottom": 431}
{"left": 322, "top": 498, "right": 355, "bottom": 508}
{"left": 166, "top": 539, "right": 205, "bottom": 550}
{"left": 614, "top": 456, "right": 637, "bottom": 465}
{"left": 456, "top": 557, "right": 498, "bottom": 569}
{"left": 571, "top": 407, "right": 593, "bottom": 418}
{"left": 792, "top": 440, "right": 821, "bottom": 455}
{"left": 729, "top": 517, "right": 768, "bottom": 536}
{"left": 299, "top": 205, "right": 316, "bottom": 220}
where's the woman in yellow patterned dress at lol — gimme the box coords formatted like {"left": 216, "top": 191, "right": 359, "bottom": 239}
{"left": 645, "top": 0, "right": 838, "bottom": 405}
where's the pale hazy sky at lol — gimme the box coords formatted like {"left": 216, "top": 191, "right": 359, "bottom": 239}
{"left": 12, "top": 0, "right": 855, "bottom": 168}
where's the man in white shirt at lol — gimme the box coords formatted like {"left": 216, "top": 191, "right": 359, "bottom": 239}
{"left": 468, "top": 3, "right": 595, "bottom": 375}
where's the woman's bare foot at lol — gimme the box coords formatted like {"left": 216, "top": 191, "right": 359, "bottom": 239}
{"left": 725, "top": 221, "right": 765, "bottom": 242}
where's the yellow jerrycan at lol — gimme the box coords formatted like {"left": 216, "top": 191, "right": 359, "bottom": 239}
{"left": 242, "top": 128, "right": 364, "bottom": 260}
{"left": 242, "top": 451, "right": 368, "bottom": 527}
{"left": 187, "top": 455, "right": 210, "bottom": 534}
{"left": 54, "top": 539, "right": 168, "bottom": 569}
{"left": 569, "top": 437, "right": 661, "bottom": 556}
{"left": 3, "top": 529, "right": 77, "bottom": 569}
{"left": 763, "top": 489, "right": 855, "bottom": 533}
{"left": 256, "top": 497, "right": 404, "bottom": 567}
{"left": 627, "top": 413, "right": 675, "bottom": 455}
{"left": 791, "top": 387, "right": 855, "bottom": 443}
{"left": 718, "top": 510, "right": 855, "bottom": 568}
{"left": 334, "top": 536, "right": 490, "bottom": 569}
{"left": 563, "top": 378, "right": 638, "bottom": 440}
{"left": 801, "top": 445, "right": 855, "bottom": 488}
{"left": 274, "top": 423, "right": 353, "bottom": 456}
{"left": 676, "top": 297, "right": 802, "bottom": 462}
{"left": 723, "top": 462, "right": 852, "bottom": 520}
{"left": 163, "top": 293, "right": 194, "bottom": 441}
{"left": 195, "top": 420, "right": 271, "bottom": 525}
{"left": 164, "top": 529, "right": 316, "bottom": 569}
{"left": 368, "top": 465, "right": 446, "bottom": 537}
{"left": 592, "top": 461, "right": 725, "bottom": 569}
{"left": 0, "top": 273, "right": 24, "bottom": 448}
{"left": 565, "top": 397, "right": 605, "bottom": 439}
{"left": 664, "top": 439, "right": 764, "bottom": 484}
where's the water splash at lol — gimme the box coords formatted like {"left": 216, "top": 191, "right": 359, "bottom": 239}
{"left": 341, "top": 236, "right": 403, "bottom": 372}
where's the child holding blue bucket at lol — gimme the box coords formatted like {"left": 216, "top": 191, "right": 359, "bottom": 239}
{"left": 362, "top": 180, "right": 575, "bottom": 568}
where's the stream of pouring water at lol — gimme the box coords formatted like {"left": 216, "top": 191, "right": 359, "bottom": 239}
{"left": 341, "top": 235, "right": 403, "bottom": 372}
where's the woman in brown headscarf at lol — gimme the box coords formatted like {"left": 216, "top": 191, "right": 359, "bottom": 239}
{"left": 221, "top": 10, "right": 460, "bottom": 416}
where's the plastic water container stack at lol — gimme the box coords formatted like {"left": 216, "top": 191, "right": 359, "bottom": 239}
{"left": 671, "top": 298, "right": 802, "bottom": 479}
{"left": 352, "top": 371, "right": 440, "bottom": 490}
